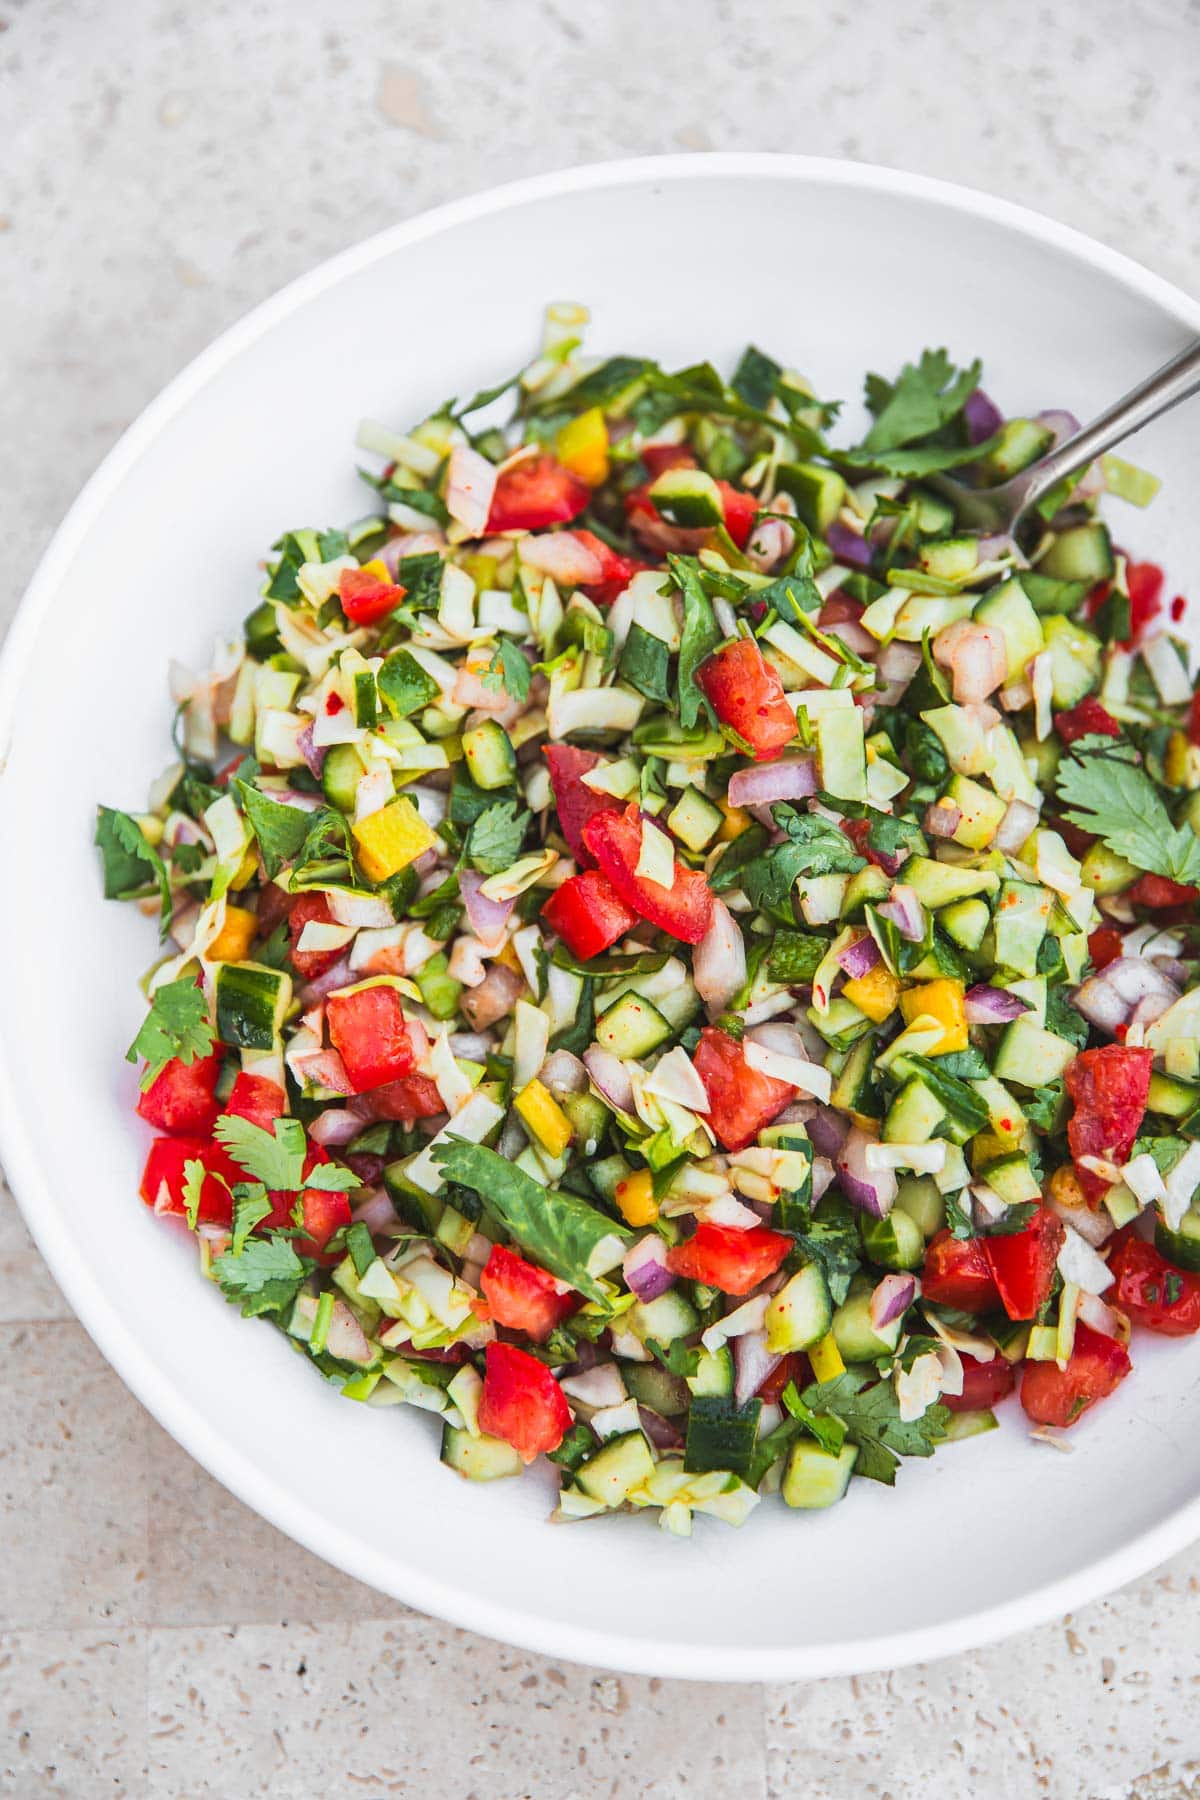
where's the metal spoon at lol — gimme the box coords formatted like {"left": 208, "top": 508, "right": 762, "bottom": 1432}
{"left": 927, "top": 338, "right": 1200, "bottom": 536}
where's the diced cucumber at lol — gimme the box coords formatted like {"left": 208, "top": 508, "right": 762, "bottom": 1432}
{"left": 831, "top": 1037, "right": 882, "bottom": 1119}
{"left": 939, "top": 897, "right": 991, "bottom": 953}
{"left": 588, "top": 1153, "right": 632, "bottom": 1203}
{"left": 667, "top": 786, "right": 723, "bottom": 852}
{"left": 627, "top": 1288, "right": 700, "bottom": 1344}
{"left": 648, "top": 466, "right": 724, "bottom": 528}
{"left": 1039, "top": 522, "right": 1114, "bottom": 583}
{"left": 781, "top": 1439, "right": 858, "bottom": 1509}
{"left": 860, "top": 1207, "right": 924, "bottom": 1271}
{"left": 946, "top": 774, "right": 1007, "bottom": 850}
{"left": 973, "top": 419, "right": 1055, "bottom": 484}
{"left": 816, "top": 707, "right": 867, "bottom": 803}
{"left": 462, "top": 719, "right": 517, "bottom": 790}
{"left": 1148, "top": 1073, "right": 1200, "bottom": 1120}
{"left": 561, "top": 1091, "right": 609, "bottom": 1155}
{"left": 993, "top": 880, "right": 1050, "bottom": 978}
{"left": 978, "top": 1153, "right": 1042, "bottom": 1206}
{"left": 918, "top": 537, "right": 979, "bottom": 583}
{"left": 1042, "top": 615, "right": 1103, "bottom": 709}
{"left": 383, "top": 1159, "right": 445, "bottom": 1235}
{"left": 831, "top": 1276, "right": 905, "bottom": 1361}
{"left": 686, "top": 1345, "right": 735, "bottom": 1398}
{"left": 440, "top": 1423, "right": 522, "bottom": 1481}
{"left": 840, "top": 864, "right": 892, "bottom": 919}
{"left": 895, "top": 1174, "right": 946, "bottom": 1239}
{"left": 323, "top": 742, "right": 366, "bottom": 812}
{"left": 1156, "top": 1205, "right": 1200, "bottom": 1273}
{"left": 244, "top": 599, "right": 282, "bottom": 658}
{"left": 1080, "top": 842, "right": 1136, "bottom": 895}
{"left": 214, "top": 962, "right": 292, "bottom": 1051}
{"left": 632, "top": 716, "right": 726, "bottom": 761}
{"left": 883, "top": 1078, "right": 945, "bottom": 1145}
{"left": 622, "top": 1361, "right": 690, "bottom": 1415}
{"left": 993, "top": 1018, "right": 1078, "bottom": 1088}
{"left": 973, "top": 577, "right": 1045, "bottom": 682}
{"left": 415, "top": 952, "right": 463, "bottom": 1021}
{"left": 574, "top": 1430, "right": 655, "bottom": 1505}
{"left": 765, "top": 1263, "right": 833, "bottom": 1354}
{"left": 594, "top": 993, "right": 673, "bottom": 1059}
{"left": 909, "top": 487, "right": 957, "bottom": 536}
{"left": 775, "top": 460, "right": 846, "bottom": 533}
{"left": 901, "top": 855, "right": 998, "bottom": 909}
{"left": 654, "top": 980, "right": 702, "bottom": 1035}
{"left": 684, "top": 1396, "right": 761, "bottom": 1476}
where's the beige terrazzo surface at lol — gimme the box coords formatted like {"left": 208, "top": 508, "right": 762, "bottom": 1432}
{"left": 3, "top": 1, "right": 1200, "bottom": 1793}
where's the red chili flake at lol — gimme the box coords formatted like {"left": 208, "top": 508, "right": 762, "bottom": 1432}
{"left": 326, "top": 691, "right": 345, "bottom": 715}
{"left": 1171, "top": 595, "right": 1187, "bottom": 621}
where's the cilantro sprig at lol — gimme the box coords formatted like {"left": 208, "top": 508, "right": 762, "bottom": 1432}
{"left": 1056, "top": 738, "right": 1200, "bottom": 886}
{"left": 127, "top": 978, "right": 217, "bottom": 1089}
{"left": 213, "top": 1114, "right": 361, "bottom": 1194}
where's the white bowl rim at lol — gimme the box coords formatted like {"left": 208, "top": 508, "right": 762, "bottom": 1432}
{"left": 4, "top": 152, "right": 1200, "bottom": 1682}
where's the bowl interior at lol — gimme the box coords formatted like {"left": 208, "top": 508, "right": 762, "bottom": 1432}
{"left": 3, "top": 159, "right": 1198, "bottom": 1679}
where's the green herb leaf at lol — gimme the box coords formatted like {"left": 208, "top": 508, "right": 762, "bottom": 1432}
{"left": 126, "top": 977, "right": 217, "bottom": 1089}
{"left": 431, "top": 1141, "right": 630, "bottom": 1301}
{"left": 467, "top": 800, "right": 531, "bottom": 876}
{"left": 182, "top": 1158, "right": 215, "bottom": 1231}
{"left": 731, "top": 344, "right": 782, "bottom": 410}
{"left": 618, "top": 623, "right": 672, "bottom": 703}
{"left": 96, "top": 807, "right": 171, "bottom": 933}
{"left": 668, "top": 555, "right": 721, "bottom": 729}
{"left": 860, "top": 349, "right": 982, "bottom": 453}
{"left": 1056, "top": 742, "right": 1200, "bottom": 886}
{"left": 213, "top": 1234, "right": 311, "bottom": 1317}
{"left": 234, "top": 781, "right": 311, "bottom": 880}
{"left": 377, "top": 648, "right": 441, "bottom": 719}
{"left": 781, "top": 1381, "right": 847, "bottom": 1455}
{"left": 481, "top": 637, "right": 532, "bottom": 704}
{"left": 213, "top": 1114, "right": 307, "bottom": 1191}
{"left": 732, "top": 805, "right": 865, "bottom": 910}
{"left": 801, "top": 1367, "right": 949, "bottom": 1486}
{"left": 230, "top": 1182, "right": 272, "bottom": 1252}
{"left": 303, "top": 1162, "right": 361, "bottom": 1192}
{"left": 785, "top": 1194, "right": 861, "bottom": 1305}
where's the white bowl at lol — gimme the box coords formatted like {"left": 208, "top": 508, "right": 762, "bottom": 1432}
{"left": 3, "top": 154, "right": 1198, "bottom": 1682}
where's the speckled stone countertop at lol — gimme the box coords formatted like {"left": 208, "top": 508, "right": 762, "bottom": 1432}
{"left": 3, "top": 2, "right": 1200, "bottom": 1794}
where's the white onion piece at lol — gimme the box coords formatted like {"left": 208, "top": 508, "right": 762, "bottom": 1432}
{"left": 1048, "top": 1196, "right": 1113, "bottom": 1247}
{"left": 584, "top": 1046, "right": 636, "bottom": 1116}
{"left": 924, "top": 800, "right": 962, "bottom": 839}
{"left": 733, "top": 1330, "right": 783, "bottom": 1407}
{"left": 837, "top": 1125, "right": 897, "bottom": 1218}
{"left": 1074, "top": 957, "right": 1180, "bottom": 1037}
{"left": 540, "top": 1049, "right": 589, "bottom": 1099}
{"left": 994, "top": 798, "right": 1039, "bottom": 853}
{"left": 516, "top": 530, "right": 604, "bottom": 585}
{"left": 350, "top": 1187, "right": 399, "bottom": 1232}
{"left": 1077, "top": 1292, "right": 1123, "bottom": 1339}
{"left": 692, "top": 898, "right": 747, "bottom": 1016}
{"left": 932, "top": 619, "right": 1007, "bottom": 703}
{"left": 459, "top": 868, "right": 515, "bottom": 951}
{"left": 448, "top": 1030, "right": 495, "bottom": 1062}
{"left": 308, "top": 1109, "right": 363, "bottom": 1147}
{"left": 444, "top": 443, "right": 498, "bottom": 536}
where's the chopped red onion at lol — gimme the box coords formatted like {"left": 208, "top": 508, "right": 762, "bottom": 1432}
{"left": 460, "top": 961, "right": 523, "bottom": 1031}
{"left": 584, "top": 1046, "right": 636, "bottom": 1116}
{"left": 350, "top": 1187, "right": 399, "bottom": 1232}
{"left": 994, "top": 799, "right": 1039, "bottom": 853}
{"left": 540, "top": 1049, "right": 589, "bottom": 1099}
{"left": 343, "top": 1151, "right": 387, "bottom": 1186}
{"left": 622, "top": 1234, "right": 674, "bottom": 1302}
{"left": 693, "top": 898, "right": 747, "bottom": 1015}
{"left": 824, "top": 619, "right": 876, "bottom": 659}
{"left": 964, "top": 984, "right": 1033, "bottom": 1025}
{"left": 298, "top": 956, "right": 356, "bottom": 1007}
{"left": 727, "top": 757, "right": 818, "bottom": 809}
{"left": 869, "top": 1272, "right": 916, "bottom": 1331}
{"left": 292, "top": 1048, "right": 355, "bottom": 1095}
{"left": 965, "top": 388, "right": 1004, "bottom": 444}
{"left": 459, "top": 868, "right": 515, "bottom": 950}
{"left": 811, "top": 1156, "right": 836, "bottom": 1202}
{"left": 733, "top": 1328, "right": 784, "bottom": 1407}
{"left": 976, "top": 532, "right": 1014, "bottom": 562}
{"left": 873, "top": 640, "right": 922, "bottom": 706}
{"left": 1036, "top": 408, "right": 1081, "bottom": 446}
{"left": 836, "top": 935, "right": 881, "bottom": 980}
{"left": 1074, "top": 957, "right": 1180, "bottom": 1037}
{"left": 924, "top": 800, "right": 962, "bottom": 839}
{"left": 806, "top": 1105, "right": 850, "bottom": 1160}
{"left": 837, "top": 1125, "right": 897, "bottom": 1218}
{"left": 877, "top": 884, "right": 925, "bottom": 943}
{"left": 746, "top": 1021, "right": 809, "bottom": 1060}
{"left": 308, "top": 1108, "right": 363, "bottom": 1147}
{"left": 448, "top": 1030, "right": 495, "bottom": 1062}
{"left": 295, "top": 723, "right": 326, "bottom": 778}
{"left": 825, "top": 520, "right": 873, "bottom": 570}
{"left": 638, "top": 1407, "right": 685, "bottom": 1452}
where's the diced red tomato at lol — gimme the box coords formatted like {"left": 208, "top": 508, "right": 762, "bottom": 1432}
{"left": 1066, "top": 1045, "right": 1154, "bottom": 1205}
{"left": 287, "top": 893, "right": 345, "bottom": 980}
{"left": 919, "top": 1230, "right": 1001, "bottom": 1314}
{"left": 1189, "top": 687, "right": 1200, "bottom": 747}
{"left": 543, "top": 743, "right": 621, "bottom": 866}
{"left": 326, "top": 984, "right": 417, "bottom": 1093}
{"left": 1088, "top": 926, "right": 1124, "bottom": 971}
{"left": 1124, "top": 560, "right": 1165, "bottom": 645}
{"left": 692, "top": 1025, "right": 796, "bottom": 1152}
{"left": 716, "top": 481, "right": 758, "bottom": 549}
{"left": 477, "top": 1244, "right": 578, "bottom": 1343}
{"left": 818, "top": 593, "right": 865, "bottom": 628}
{"left": 666, "top": 1221, "right": 792, "bottom": 1296}
{"left": 641, "top": 445, "right": 697, "bottom": 478}
{"left": 582, "top": 803, "right": 714, "bottom": 945}
{"left": 222, "top": 1072, "right": 286, "bottom": 1131}
{"left": 572, "top": 529, "right": 648, "bottom": 607}
{"left": 943, "top": 1352, "right": 1017, "bottom": 1413}
{"left": 136, "top": 1050, "right": 223, "bottom": 1136}
{"left": 756, "top": 1351, "right": 811, "bottom": 1403}
{"left": 1020, "top": 1321, "right": 1131, "bottom": 1427}
{"left": 477, "top": 1342, "right": 572, "bottom": 1463}
{"left": 1109, "top": 1238, "right": 1200, "bottom": 1336}
{"left": 361, "top": 1075, "right": 445, "bottom": 1122}
{"left": 486, "top": 456, "right": 590, "bottom": 533}
{"left": 338, "top": 565, "right": 405, "bottom": 627}
{"left": 139, "top": 1135, "right": 240, "bottom": 1226}
{"left": 695, "top": 637, "right": 797, "bottom": 761}
{"left": 541, "top": 869, "right": 638, "bottom": 960}
{"left": 294, "top": 1184, "right": 352, "bottom": 1262}
{"left": 1125, "top": 873, "right": 1200, "bottom": 909}
{"left": 982, "top": 1206, "right": 1064, "bottom": 1321}
{"left": 1053, "top": 695, "right": 1121, "bottom": 745}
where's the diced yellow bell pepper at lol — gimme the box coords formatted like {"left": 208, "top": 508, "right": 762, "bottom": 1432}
{"left": 460, "top": 553, "right": 499, "bottom": 592}
{"left": 555, "top": 406, "right": 609, "bottom": 487}
{"left": 1164, "top": 729, "right": 1192, "bottom": 789}
{"left": 514, "top": 1078, "right": 574, "bottom": 1158}
{"left": 351, "top": 797, "right": 436, "bottom": 882}
{"left": 900, "top": 978, "right": 968, "bottom": 1054}
{"left": 717, "top": 798, "right": 752, "bottom": 842}
{"left": 613, "top": 1167, "right": 659, "bottom": 1228}
{"left": 207, "top": 904, "right": 258, "bottom": 964}
{"left": 808, "top": 1332, "right": 845, "bottom": 1382}
{"left": 357, "top": 557, "right": 393, "bottom": 585}
{"left": 230, "top": 843, "right": 259, "bottom": 892}
{"left": 492, "top": 939, "right": 523, "bottom": 974}
{"left": 842, "top": 962, "right": 901, "bottom": 1024}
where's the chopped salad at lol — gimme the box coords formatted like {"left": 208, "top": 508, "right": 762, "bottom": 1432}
{"left": 98, "top": 306, "right": 1200, "bottom": 1534}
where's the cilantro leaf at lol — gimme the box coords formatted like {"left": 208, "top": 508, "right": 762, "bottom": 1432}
{"left": 647, "top": 1337, "right": 701, "bottom": 1378}
{"left": 861, "top": 349, "right": 982, "bottom": 453}
{"left": 766, "top": 930, "right": 826, "bottom": 985}
{"left": 182, "top": 1158, "right": 220, "bottom": 1231}
{"left": 126, "top": 978, "right": 217, "bottom": 1089}
{"left": 731, "top": 344, "right": 782, "bottom": 409}
{"left": 801, "top": 1368, "right": 949, "bottom": 1486}
{"left": 1023, "top": 1080, "right": 1065, "bottom": 1133}
{"left": 235, "top": 781, "right": 311, "bottom": 880}
{"left": 1056, "top": 741, "right": 1200, "bottom": 886}
{"left": 1044, "top": 984, "right": 1089, "bottom": 1049}
{"left": 482, "top": 637, "right": 532, "bottom": 704}
{"left": 230, "top": 1182, "right": 272, "bottom": 1252}
{"left": 618, "top": 623, "right": 672, "bottom": 703}
{"left": 731, "top": 805, "right": 865, "bottom": 910}
{"left": 378, "top": 648, "right": 441, "bottom": 719}
{"left": 784, "top": 1195, "right": 861, "bottom": 1305}
{"left": 467, "top": 800, "right": 531, "bottom": 876}
{"left": 667, "top": 555, "right": 721, "bottom": 729}
{"left": 214, "top": 1114, "right": 307, "bottom": 1190}
{"left": 781, "top": 1381, "right": 847, "bottom": 1455}
{"left": 213, "top": 1234, "right": 310, "bottom": 1317}
{"left": 96, "top": 807, "right": 171, "bottom": 933}
{"left": 303, "top": 1161, "right": 361, "bottom": 1192}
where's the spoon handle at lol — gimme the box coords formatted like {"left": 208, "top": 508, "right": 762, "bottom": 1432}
{"left": 1021, "top": 337, "right": 1200, "bottom": 516}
